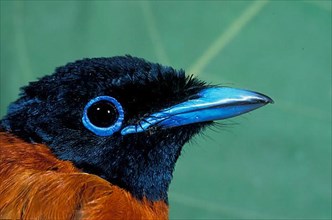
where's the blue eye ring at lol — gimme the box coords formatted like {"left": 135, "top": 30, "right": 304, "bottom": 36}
{"left": 82, "top": 96, "right": 124, "bottom": 136}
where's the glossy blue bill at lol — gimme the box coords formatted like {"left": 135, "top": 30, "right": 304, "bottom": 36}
{"left": 121, "top": 87, "right": 273, "bottom": 135}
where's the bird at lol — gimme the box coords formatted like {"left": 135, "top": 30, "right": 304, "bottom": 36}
{"left": 0, "top": 56, "right": 273, "bottom": 219}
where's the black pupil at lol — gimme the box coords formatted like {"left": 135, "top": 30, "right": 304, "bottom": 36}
{"left": 87, "top": 101, "right": 119, "bottom": 128}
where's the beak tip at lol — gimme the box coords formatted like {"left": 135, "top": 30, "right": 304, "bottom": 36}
{"left": 263, "top": 95, "right": 274, "bottom": 105}
{"left": 252, "top": 91, "right": 274, "bottom": 105}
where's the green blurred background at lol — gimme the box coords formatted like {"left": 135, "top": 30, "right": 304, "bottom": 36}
{"left": 1, "top": 0, "right": 331, "bottom": 219}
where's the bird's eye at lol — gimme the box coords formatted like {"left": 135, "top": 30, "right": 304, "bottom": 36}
{"left": 82, "top": 96, "right": 124, "bottom": 136}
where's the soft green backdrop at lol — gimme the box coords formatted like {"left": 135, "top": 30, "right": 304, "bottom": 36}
{"left": 1, "top": 1, "right": 331, "bottom": 219}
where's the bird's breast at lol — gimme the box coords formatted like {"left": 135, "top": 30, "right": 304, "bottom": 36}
{"left": 0, "top": 132, "right": 168, "bottom": 219}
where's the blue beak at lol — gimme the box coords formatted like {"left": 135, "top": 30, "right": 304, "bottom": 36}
{"left": 121, "top": 87, "right": 273, "bottom": 135}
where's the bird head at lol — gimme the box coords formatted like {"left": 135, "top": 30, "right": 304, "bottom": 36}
{"left": 0, "top": 56, "right": 273, "bottom": 202}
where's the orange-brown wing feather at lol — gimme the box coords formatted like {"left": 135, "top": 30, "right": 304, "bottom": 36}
{"left": 0, "top": 132, "right": 168, "bottom": 219}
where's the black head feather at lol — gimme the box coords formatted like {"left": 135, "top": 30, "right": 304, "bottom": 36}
{"left": 0, "top": 56, "right": 209, "bottom": 202}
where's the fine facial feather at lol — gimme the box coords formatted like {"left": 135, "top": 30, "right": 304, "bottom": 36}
{"left": 0, "top": 132, "right": 168, "bottom": 220}
{"left": 1, "top": 56, "right": 208, "bottom": 202}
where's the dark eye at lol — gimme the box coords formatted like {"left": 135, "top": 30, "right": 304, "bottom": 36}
{"left": 87, "top": 101, "right": 118, "bottom": 127}
{"left": 82, "top": 96, "right": 124, "bottom": 136}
